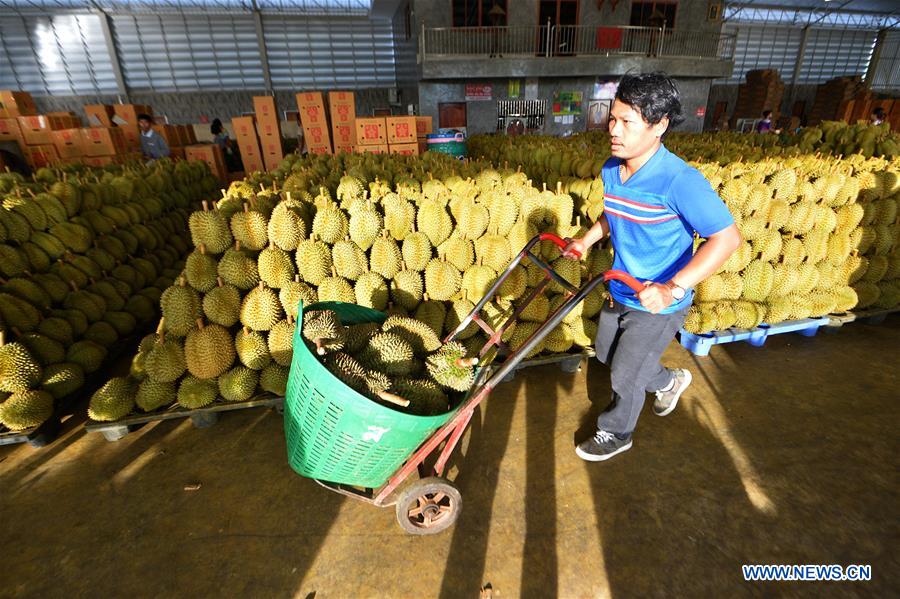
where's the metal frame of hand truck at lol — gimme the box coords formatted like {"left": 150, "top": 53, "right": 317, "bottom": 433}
{"left": 314, "top": 233, "right": 644, "bottom": 534}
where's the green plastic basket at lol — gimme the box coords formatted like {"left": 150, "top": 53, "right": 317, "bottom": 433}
{"left": 284, "top": 301, "right": 460, "bottom": 488}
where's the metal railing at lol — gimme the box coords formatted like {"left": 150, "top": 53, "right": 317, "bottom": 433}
{"left": 421, "top": 24, "right": 736, "bottom": 61}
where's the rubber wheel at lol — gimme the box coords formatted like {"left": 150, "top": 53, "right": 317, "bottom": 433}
{"left": 395, "top": 477, "right": 462, "bottom": 535}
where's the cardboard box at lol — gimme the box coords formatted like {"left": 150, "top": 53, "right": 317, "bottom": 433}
{"left": 307, "top": 144, "right": 332, "bottom": 155}
{"left": 237, "top": 137, "right": 265, "bottom": 172}
{"left": 81, "top": 127, "right": 127, "bottom": 156}
{"left": 256, "top": 120, "right": 282, "bottom": 140}
{"left": 112, "top": 104, "right": 152, "bottom": 126}
{"left": 17, "top": 116, "right": 53, "bottom": 145}
{"left": 253, "top": 96, "right": 280, "bottom": 127}
{"left": 415, "top": 116, "right": 433, "bottom": 137}
{"left": 297, "top": 91, "right": 329, "bottom": 128}
{"left": 386, "top": 117, "right": 417, "bottom": 144}
{"left": 82, "top": 155, "right": 117, "bottom": 167}
{"left": 328, "top": 91, "right": 356, "bottom": 124}
{"left": 0, "top": 91, "right": 37, "bottom": 118}
{"left": 334, "top": 144, "right": 356, "bottom": 154}
{"left": 358, "top": 144, "right": 388, "bottom": 154}
{"left": 184, "top": 144, "right": 226, "bottom": 179}
{"left": 418, "top": 139, "right": 428, "bottom": 155}
{"left": 25, "top": 145, "right": 59, "bottom": 168}
{"left": 296, "top": 91, "right": 326, "bottom": 109}
{"left": 0, "top": 118, "right": 21, "bottom": 142}
{"left": 331, "top": 122, "right": 356, "bottom": 148}
{"left": 85, "top": 104, "right": 115, "bottom": 128}
{"left": 356, "top": 118, "right": 387, "bottom": 146}
{"left": 152, "top": 124, "right": 179, "bottom": 146}
{"left": 302, "top": 123, "right": 332, "bottom": 151}
{"left": 232, "top": 116, "right": 258, "bottom": 143}
{"left": 260, "top": 135, "right": 284, "bottom": 170}
{"left": 51, "top": 128, "right": 85, "bottom": 159}
{"left": 389, "top": 142, "right": 420, "bottom": 156}
{"left": 47, "top": 114, "right": 81, "bottom": 130}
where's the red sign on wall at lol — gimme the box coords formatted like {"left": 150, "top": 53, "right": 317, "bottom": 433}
{"left": 696, "top": 107, "right": 706, "bottom": 118}
{"left": 596, "top": 27, "right": 623, "bottom": 50}
{"left": 465, "top": 83, "right": 493, "bottom": 101}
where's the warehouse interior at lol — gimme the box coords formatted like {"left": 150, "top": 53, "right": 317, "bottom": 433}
{"left": 1, "top": 0, "right": 899, "bottom": 597}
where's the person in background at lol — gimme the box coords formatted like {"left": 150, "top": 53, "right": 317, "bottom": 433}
{"left": 138, "top": 114, "right": 170, "bottom": 160}
{"left": 871, "top": 107, "right": 886, "bottom": 126}
{"left": 755, "top": 110, "right": 773, "bottom": 133}
{"left": 211, "top": 118, "right": 241, "bottom": 172}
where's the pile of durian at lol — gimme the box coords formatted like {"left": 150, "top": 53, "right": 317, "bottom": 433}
{"left": 0, "top": 160, "right": 219, "bottom": 431}
{"left": 302, "top": 307, "right": 477, "bottom": 415}
{"left": 89, "top": 152, "right": 613, "bottom": 421}
{"left": 685, "top": 156, "right": 900, "bottom": 333}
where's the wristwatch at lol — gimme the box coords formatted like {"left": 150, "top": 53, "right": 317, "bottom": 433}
{"left": 666, "top": 280, "right": 686, "bottom": 300}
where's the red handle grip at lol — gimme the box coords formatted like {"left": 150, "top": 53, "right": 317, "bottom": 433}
{"left": 603, "top": 270, "right": 646, "bottom": 293}
{"left": 539, "top": 233, "right": 580, "bottom": 259}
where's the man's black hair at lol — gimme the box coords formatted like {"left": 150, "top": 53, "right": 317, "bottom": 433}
{"left": 137, "top": 113, "right": 153, "bottom": 123}
{"left": 872, "top": 107, "right": 886, "bottom": 119}
{"left": 211, "top": 118, "right": 223, "bottom": 135}
{"left": 614, "top": 72, "right": 684, "bottom": 135}
{"left": 762, "top": 110, "right": 772, "bottom": 118}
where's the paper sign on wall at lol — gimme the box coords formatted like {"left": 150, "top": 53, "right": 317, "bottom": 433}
{"left": 465, "top": 83, "right": 493, "bottom": 101}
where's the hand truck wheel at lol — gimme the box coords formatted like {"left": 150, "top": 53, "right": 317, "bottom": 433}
{"left": 395, "top": 477, "right": 462, "bottom": 535}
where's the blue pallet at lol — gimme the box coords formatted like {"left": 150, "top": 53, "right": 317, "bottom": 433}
{"left": 678, "top": 317, "right": 831, "bottom": 357}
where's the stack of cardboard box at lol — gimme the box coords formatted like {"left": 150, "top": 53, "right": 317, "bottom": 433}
{"left": 185, "top": 144, "right": 227, "bottom": 181}
{"left": 328, "top": 91, "right": 356, "bottom": 154}
{"left": 386, "top": 116, "right": 418, "bottom": 155}
{"left": 253, "top": 96, "right": 284, "bottom": 170}
{"left": 81, "top": 127, "right": 129, "bottom": 166}
{"left": 733, "top": 70, "right": 785, "bottom": 123}
{"left": 415, "top": 116, "right": 433, "bottom": 155}
{"left": 355, "top": 117, "right": 387, "bottom": 154}
{"left": 112, "top": 103, "right": 152, "bottom": 152}
{"left": 232, "top": 115, "right": 265, "bottom": 173}
{"left": 297, "top": 92, "right": 333, "bottom": 154}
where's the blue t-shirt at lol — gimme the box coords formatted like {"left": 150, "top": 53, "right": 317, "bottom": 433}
{"left": 600, "top": 144, "right": 734, "bottom": 314}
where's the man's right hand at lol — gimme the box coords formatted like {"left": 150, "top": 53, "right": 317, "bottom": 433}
{"left": 563, "top": 238, "right": 589, "bottom": 260}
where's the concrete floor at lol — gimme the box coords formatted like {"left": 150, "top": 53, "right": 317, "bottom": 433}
{"left": 1, "top": 317, "right": 898, "bottom": 598}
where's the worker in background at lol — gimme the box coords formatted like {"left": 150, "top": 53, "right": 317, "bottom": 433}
{"left": 210, "top": 118, "right": 240, "bottom": 172}
{"left": 871, "top": 107, "right": 886, "bottom": 126}
{"left": 755, "top": 110, "right": 773, "bottom": 133}
{"left": 138, "top": 113, "right": 170, "bottom": 160}
{"left": 564, "top": 72, "right": 741, "bottom": 462}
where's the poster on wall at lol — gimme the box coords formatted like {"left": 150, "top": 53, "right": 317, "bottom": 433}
{"left": 586, "top": 100, "right": 611, "bottom": 131}
{"left": 465, "top": 83, "right": 493, "bottom": 101}
{"left": 508, "top": 80, "right": 521, "bottom": 99}
{"left": 592, "top": 80, "right": 619, "bottom": 100}
{"left": 552, "top": 91, "right": 583, "bottom": 116}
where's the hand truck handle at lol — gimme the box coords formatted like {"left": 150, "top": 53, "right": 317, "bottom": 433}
{"left": 538, "top": 233, "right": 579, "bottom": 259}
{"left": 603, "top": 269, "right": 646, "bottom": 293}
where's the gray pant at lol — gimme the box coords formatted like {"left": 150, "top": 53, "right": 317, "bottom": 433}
{"left": 593, "top": 300, "right": 689, "bottom": 435}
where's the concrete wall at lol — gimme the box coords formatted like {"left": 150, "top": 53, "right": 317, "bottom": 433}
{"left": 419, "top": 76, "right": 710, "bottom": 136}
{"left": 393, "top": 0, "right": 420, "bottom": 108}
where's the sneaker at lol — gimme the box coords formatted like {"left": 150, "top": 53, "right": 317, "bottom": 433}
{"left": 653, "top": 368, "right": 692, "bottom": 416}
{"left": 575, "top": 430, "right": 633, "bottom": 462}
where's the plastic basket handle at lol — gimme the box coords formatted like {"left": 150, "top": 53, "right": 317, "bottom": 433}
{"left": 603, "top": 269, "right": 646, "bottom": 293}
{"left": 539, "top": 233, "right": 580, "bottom": 259}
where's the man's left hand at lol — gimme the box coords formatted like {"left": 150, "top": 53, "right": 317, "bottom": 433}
{"left": 638, "top": 282, "right": 673, "bottom": 314}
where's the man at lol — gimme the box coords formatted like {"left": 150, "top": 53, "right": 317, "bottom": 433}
{"left": 755, "top": 110, "right": 773, "bottom": 133}
{"left": 138, "top": 113, "right": 170, "bottom": 160}
{"left": 564, "top": 72, "right": 741, "bottom": 462}
{"left": 871, "top": 107, "right": 886, "bottom": 126}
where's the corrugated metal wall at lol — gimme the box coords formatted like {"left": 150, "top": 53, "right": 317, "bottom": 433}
{"left": 0, "top": 9, "right": 397, "bottom": 95}
{"left": 870, "top": 30, "right": 900, "bottom": 93}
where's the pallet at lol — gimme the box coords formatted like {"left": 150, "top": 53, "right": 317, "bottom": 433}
{"left": 0, "top": 328, "right": 154, "bottom": 448}
{"left": 678, "top": 317, "right": 831, "bottom": 357}
{"left": 84, "top": 394, "right": 284, "bottom": 442}
{"left": 826, "top": 306, "right": 900, "bottom": 329}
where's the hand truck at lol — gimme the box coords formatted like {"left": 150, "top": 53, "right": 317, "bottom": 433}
{"left": 314, "top": 233, "right": 645, "bottom": 535}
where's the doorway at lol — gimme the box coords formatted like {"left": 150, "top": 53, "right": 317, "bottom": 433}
{"left": 439, "top": 102, "right": 467, "bottom": 131}
{"left": 539, "top": 0, "right": 579, "bottom": 56}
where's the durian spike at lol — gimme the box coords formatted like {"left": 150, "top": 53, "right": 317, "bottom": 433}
{"left": 377, "top": 391, "right": 411, "bottom": 408}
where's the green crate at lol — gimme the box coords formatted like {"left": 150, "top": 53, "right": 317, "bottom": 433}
{"left": 284, "top": 301, "right": 460, "bottom": 488}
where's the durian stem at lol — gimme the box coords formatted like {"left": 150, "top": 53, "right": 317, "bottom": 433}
{"left": 377, "top": 391, "right": 411, "bottom": 408}
{"left": 156, "top": 318, "right": 166, "bottom": 335}
{"left": 455, "top": 356, "right": 479, "bottom": 368}
{"left": 196, "top": 319, "right": 204, "bottom": 330}
{"left": 202, "top": 200, "right": 209, "bottom": 212}
{"left": 314, "top": 338, "right": 326, "bottom": 355}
